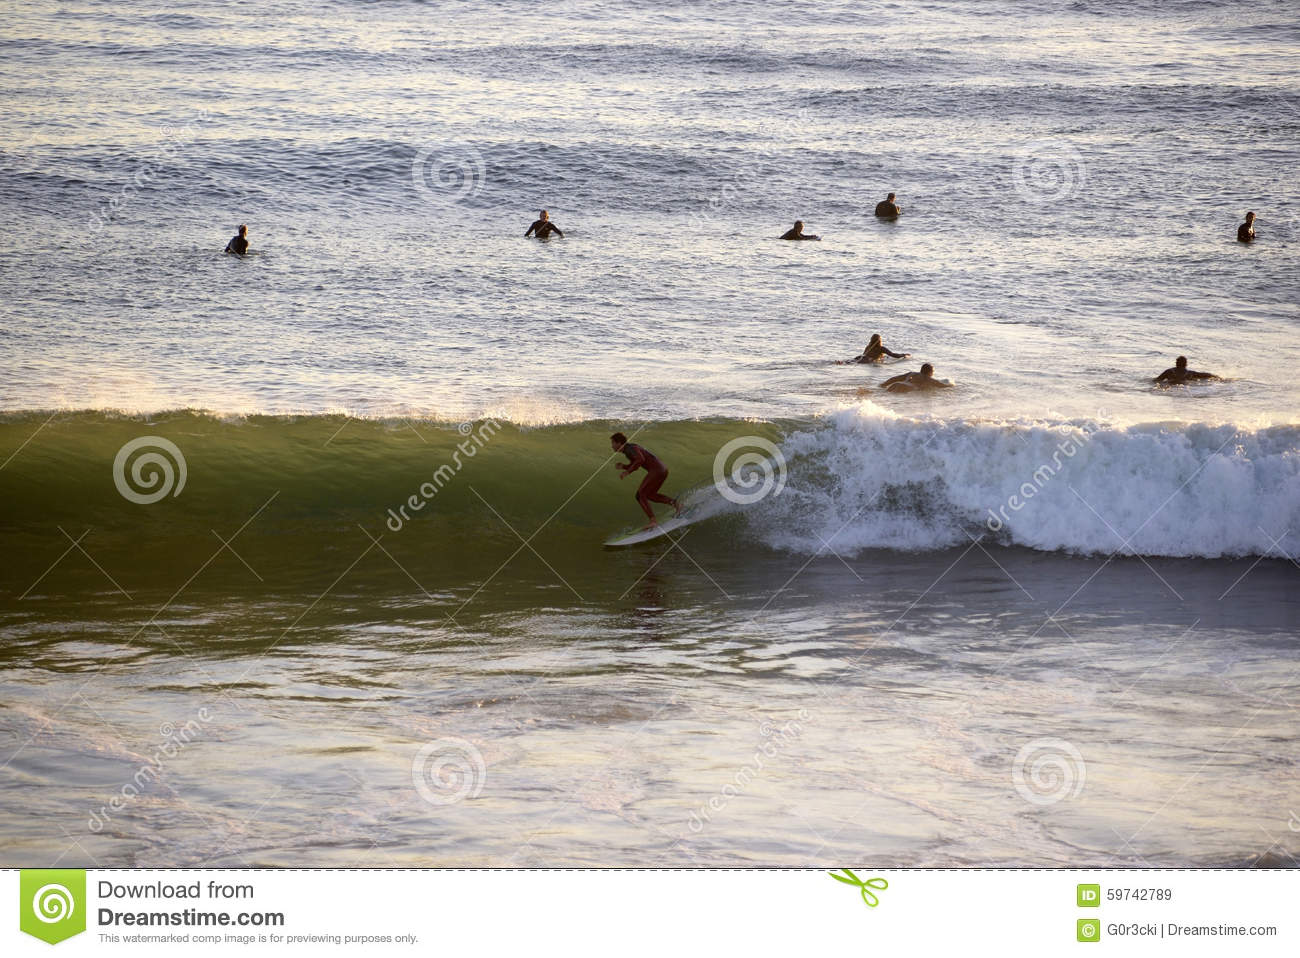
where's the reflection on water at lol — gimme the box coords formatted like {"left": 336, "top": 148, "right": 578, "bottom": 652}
{"left": 1, "top": 548, "right": 1296, "bottom": 866}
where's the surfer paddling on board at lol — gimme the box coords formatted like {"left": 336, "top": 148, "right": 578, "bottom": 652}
{"left": 780, "top": 220, "right": 820, "bottom": 241}
{"left": 1154, "top": 355, "right": 1218, "bottom": 384}
{"left": 611, "top": 432, "right": 682, "bottom": 530}
{"left": 839, "top": 333, "right": 910, "bottom": 364}
{"left": 880, "top": 363, "right": 951, "bottom": 393}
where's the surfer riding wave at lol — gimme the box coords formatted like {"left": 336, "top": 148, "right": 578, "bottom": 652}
{"left": 611, "top": 432, "right": 682, "bottom": 529}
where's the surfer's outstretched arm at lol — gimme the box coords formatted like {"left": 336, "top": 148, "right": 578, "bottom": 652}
{"left": 883, "top": 347, "right": 909, "bottom": 358}
{"left": 881, "top": 372, "right": 908, "bottom": 388}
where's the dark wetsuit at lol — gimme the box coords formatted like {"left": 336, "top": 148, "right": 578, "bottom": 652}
{"left": 1237, "top": 222, "right": 1254, "bottom": 243}
{"left": 621, "top": 443, "right": 675, "bottom": 520}
{"left": 874, "top": 200, "right": 901, "bottom": 218}
{"left": 882, "top": 371, "right": 949, "bottom": 392}
{"left": 526, "top": 219, "right": 563, "bottom": 238}
{"left": 857, "top": 342, "right": 906, "bottom": 363}
{"left": 780, "top": 228, "right": 819, "bottom": 240}
{"left": 1155, "top": 367, "right": 1215, "bottom": 384}
{"left": 225, "top": 234, "right": 248, "bottom": 255}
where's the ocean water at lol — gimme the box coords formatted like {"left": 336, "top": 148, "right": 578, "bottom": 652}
{"left": 0, "top": 0, "right": 1297, "bottom": 867}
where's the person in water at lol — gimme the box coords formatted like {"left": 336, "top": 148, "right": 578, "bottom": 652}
{"left": 881, "top": 363, "right": 951, "bottom": 392}
{"left": 525, "top": 209, "right": 564, "bottom": 238}
{"left": 874, "top": 192, "right": 901, "bottom": 218}
{"left": 224, "top": 224, "right": 249, "bottom": 255}
{"left": 611, "top": 432, "right": 681, "bottom": 529}
{"left": 1154, "top": 355, "right": 1218, "bottom": 384}
{"left": 1237, "top": 211, "right": 1255, "bottom": 243}
{"left": 780, "top": 220, "right": 820, "bottom": 241}
{"left": 840, "top": 333, "right": 910, "bottom": 364}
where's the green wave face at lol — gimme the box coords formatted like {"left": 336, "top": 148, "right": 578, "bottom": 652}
{"left": 0, "top": 411, "right": 780, "bottom": 603}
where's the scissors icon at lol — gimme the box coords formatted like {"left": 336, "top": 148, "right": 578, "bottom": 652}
{"left": 828, "top": 869, "right": 888, "bottom": 907}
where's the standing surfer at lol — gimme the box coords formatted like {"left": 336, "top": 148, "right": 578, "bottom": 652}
{"left": 611, "top": 432, "right": 681, "bottom": 529}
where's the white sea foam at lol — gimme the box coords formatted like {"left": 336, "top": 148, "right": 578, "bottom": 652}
{"left": 753, "top": 404, "right": 1300, "bottom": 559}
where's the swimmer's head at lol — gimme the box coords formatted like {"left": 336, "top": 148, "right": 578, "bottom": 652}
{"left": 539, "top": 210, "right": 549, "bottom": 220}
{"left": 869, "top": 334, "right": 881, "bottom": 346}
{"left": 921, "top": 363, "right": 934, "bottom": 376}
{"left": 610, "top": 431, "right": 628, "bottom": 451}
{"left": 1175, "top": 356, "right": 1188, "bottom": 369}
{"left": 887, "top": 193, "right": 896, "bottom": 202}
{"left": 1245, "top": 211, "right": 1256, "bottom": 222}
{"left": 238, "top": 224, "right": 247, "bottom": 236}
{"left": 793, "top": 220, "right": 803, "bottom": 231}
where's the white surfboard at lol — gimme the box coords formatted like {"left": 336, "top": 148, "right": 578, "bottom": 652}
{"left": 604, "top": 485, "right": 725, "bottom": 547}
{"left": 605, "top": 511, "right": 706, "bottom": 547}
